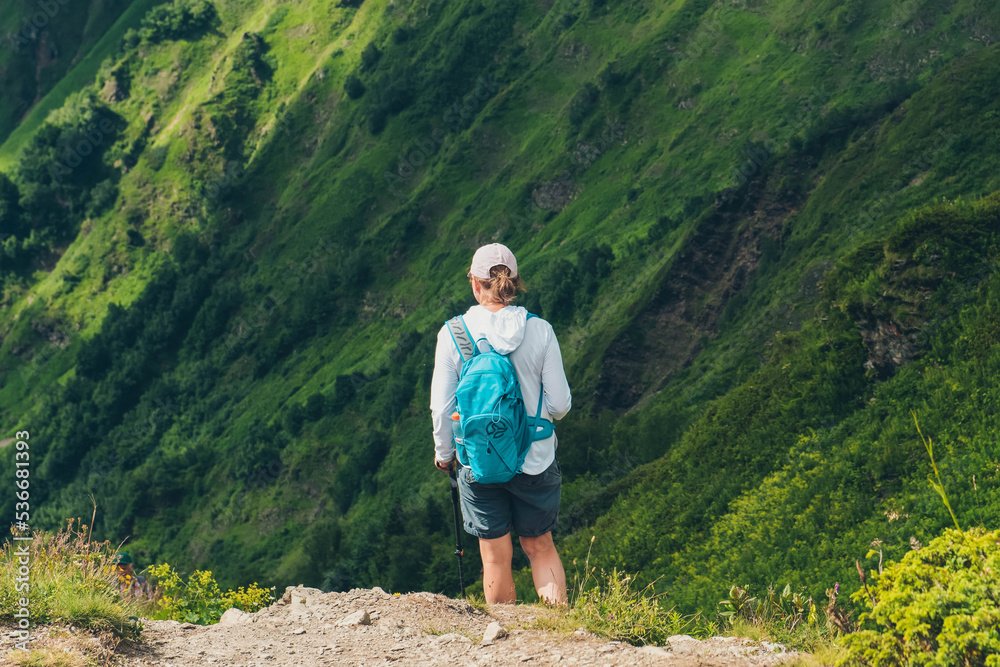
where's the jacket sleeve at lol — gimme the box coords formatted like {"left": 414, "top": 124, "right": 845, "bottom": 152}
{"left": 429, "top": 324, "right": 459, "bottom": 462}
{"left": 541, "top": 322, "right": 572, "bottom": 420}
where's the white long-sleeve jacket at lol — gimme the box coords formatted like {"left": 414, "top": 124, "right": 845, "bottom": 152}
{"left": 430, "top": 304, "right": 572, "bottom": 475}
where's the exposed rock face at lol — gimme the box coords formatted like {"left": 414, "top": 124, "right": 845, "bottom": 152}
{"left": 595, "top": 180, "right": 791, "bottom": 411}
{"left": 101, "top": 77, "right": 125, "bottom": 102}
{"left": 532, "top": 172, "right": 578, "bottom": 211}
{"left": 858, "top": 316, "right": 919, "bottom": 372}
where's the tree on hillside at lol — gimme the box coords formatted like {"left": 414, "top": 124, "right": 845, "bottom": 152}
{"left": 0, "top": 173, "right": 26, "bottom": 274}
{"left": 0, "top": 172, "right": 23, "bottom": 237}
{"left": 140, "top": 0, "right": 217, "bottom": 43}
{"left": 16, "top": 90, "right": 122, "bottom": 224}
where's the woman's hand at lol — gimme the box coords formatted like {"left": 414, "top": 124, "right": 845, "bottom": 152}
{"left": 434, "top": 457, "right": 455, "bottom": 472}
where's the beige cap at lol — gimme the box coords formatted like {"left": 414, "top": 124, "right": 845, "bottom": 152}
{"left": 469, "top": 243, "right": 518, "bottom": 279}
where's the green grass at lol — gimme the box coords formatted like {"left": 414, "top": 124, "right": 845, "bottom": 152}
{"left": 8, "top": 648, "right": 90, "bottom": 667}
{"left": 0, "top": 520, "right": 148, "bottom": 638}
{"left": 560, "top": 537, "right": 716, "bottom": 645}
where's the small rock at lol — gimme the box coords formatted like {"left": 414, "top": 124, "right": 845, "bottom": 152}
{"left": 292, "top": 627, "right": 306, "bottom": 635}
{"left": 280, "top": 585, "right": 323, "bottom": 604}
{"left": 218, "top": 608, "right": 250, "bottom": 626}
{"left": 180, "top": 622, "right": 198, "bottom": 630}
{"left": 336, "top": 609, "right": 371, "bottom": 626}
{"left": 371, "top": 586, "right": 391, "bottom": 598}
{"left": 481, "top": 621, "right": 508, "bottom": 645}
{"left": 640, "top": 645, "right": 671, "bottom": 657}
{"left": 437, "top": 633, "right": 470, "bottom": 644}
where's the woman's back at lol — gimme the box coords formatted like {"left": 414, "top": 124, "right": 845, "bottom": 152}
{"left": 430, "top": 303, "right": 571, "bottom": 475}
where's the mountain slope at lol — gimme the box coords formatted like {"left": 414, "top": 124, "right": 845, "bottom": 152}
{"left": 0, "top": 0, "right": 998, "bottom": 615}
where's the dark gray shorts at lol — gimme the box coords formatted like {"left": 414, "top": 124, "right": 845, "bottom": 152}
{"left": 457, "top": 458, "right": 561, "bottom": 540}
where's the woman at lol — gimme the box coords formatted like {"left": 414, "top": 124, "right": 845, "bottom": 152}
{"left": 430, "top": 243, "right": 572, "bottom": 604}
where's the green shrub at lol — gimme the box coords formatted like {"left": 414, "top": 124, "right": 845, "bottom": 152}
{"left": 146, "top": 563, "right": 276, "bottom": 625}
{"left": 841, "top": 528, "right": 1000, "bottom": 666}
{"left": 121, "top": 28, "right": 140, "bottom": 51}
{"left": 86, "top": 179, "right": 118, "bottom": 218}
{"left": 0, "top": 172, "right": 23, "bottom": 235}
{"left": 146, "top": 144, "right": 169, "bottom": 172}
{"left": 360, "top": 42, "right": 381, "bottom": 72}
{"left": 344, "top": 74, "right": 365, "bottom": 100}
{"left": 598, "top": 61, "right": 624, "bottom": 88}
{"left": 391, "top": 27, "right": 411, "bottom": 44}
{"left": 140, "top": 0, "right": 216, "bottom": 43}
{"left": 569, "top": 82, "right": 599, "bottom": 127}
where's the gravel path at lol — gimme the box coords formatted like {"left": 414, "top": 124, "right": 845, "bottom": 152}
{"left": 109, "top": 586, "right": 800, "bottom": 666}
{"left": 1, "top": 587, "right": 801, "bottom": 665}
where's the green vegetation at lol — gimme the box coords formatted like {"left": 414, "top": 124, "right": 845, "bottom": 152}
{"left": 0, "top": 0, "right": 162, "bottom": 168}
{"left": 0, "top": 521, "right": 145, "bottom": 639}
{"left": 569, "top": 543, "right": 715, "bottom": 645}
{"left": 719, "top": 584, "right": 839, "bottom": 653}
{"left": 136, "top": 0, "right": 216, "bottom": 44}
{"left": 0, "top": 5, "right": 999, "bottom": 665}
{"left": 146, "top": 563, "right": 275, "bottom": 624}
{"left": 843, "top": 528, "right": 1000, "bottom": 666}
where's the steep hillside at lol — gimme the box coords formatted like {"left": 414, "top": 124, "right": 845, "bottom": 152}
{"left": 1, "top": 0, "right": 999, "bottom": 617}
{"left": 0, "top": 0, "right": 157, "bottom": 157}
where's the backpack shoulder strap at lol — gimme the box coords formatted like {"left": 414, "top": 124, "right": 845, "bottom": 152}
{"left": 446, "top": 315, "right": 474, "bottom": 362}
{"left": 522, "top": 312, "right": 554, "bottom": 440}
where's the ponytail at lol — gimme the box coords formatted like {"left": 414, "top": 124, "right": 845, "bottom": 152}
{"left": 474, "top": 265, "right": 525, "bottom": 306}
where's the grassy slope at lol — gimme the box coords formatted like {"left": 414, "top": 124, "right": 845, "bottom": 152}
{"left": 0, "top": 0, "right": 998, "bottom": 612}
{"left": 0, "top": 0, "right": 150, "bottom": 167}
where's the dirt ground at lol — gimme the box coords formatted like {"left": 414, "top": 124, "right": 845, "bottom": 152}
{"left": 3, "top": 587, "right": 801, "bottom": 666}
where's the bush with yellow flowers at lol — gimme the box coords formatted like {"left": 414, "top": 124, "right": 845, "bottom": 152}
{"left": 147, "top": 563, "right": 275, "bottom": 625}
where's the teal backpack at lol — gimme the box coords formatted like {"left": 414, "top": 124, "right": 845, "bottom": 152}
{"left": 447, "top": 314, "right": 553, "bottom": 484}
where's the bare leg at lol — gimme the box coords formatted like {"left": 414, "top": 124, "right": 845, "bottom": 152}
{"left": 479, "top": 534, "right": 516, "bottom": 604}
{"left": 519, "top": 532, "right": 567, "bottom": 604}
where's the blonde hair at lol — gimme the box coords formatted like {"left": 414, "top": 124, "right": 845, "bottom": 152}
{"left": 472, "top": 265, "right": 525, "bottom": 306}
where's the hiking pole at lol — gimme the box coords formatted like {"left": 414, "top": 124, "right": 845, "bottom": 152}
{"left": 448, "top": 467, "right": 465, "bottom": 593}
